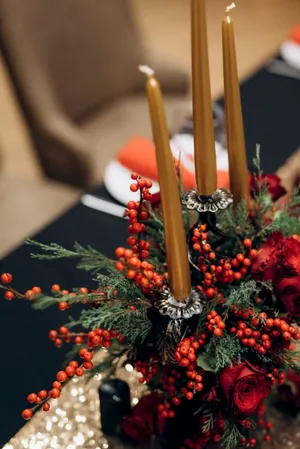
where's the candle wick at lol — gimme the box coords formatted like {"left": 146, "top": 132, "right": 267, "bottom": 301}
{"left": 138, "top": 65, "right": 155, "bottom": 77}
{"left": 225, "top": 2, "right": 236, "bottom": 13}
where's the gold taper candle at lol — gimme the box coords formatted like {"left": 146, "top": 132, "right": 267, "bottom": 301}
{"left": 222, "top": 9, "right": 248, "bottom": 203}
{"left": 139, "top": 65, "right": 191, "bottom": 302}
{"left": 191, "top": 0, "right": 217, "bottom": 195}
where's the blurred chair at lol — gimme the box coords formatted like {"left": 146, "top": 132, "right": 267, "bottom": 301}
{"left": 0, "top": 54, "right": 79, "bottom": 257}
{"left": 0, "top": 0, "right": 189, "bottom": 188}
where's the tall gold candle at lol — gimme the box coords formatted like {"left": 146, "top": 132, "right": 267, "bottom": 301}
{"left": 222, "top": 11, "right": 248, "bottom": 203}
{"left": 191, "top": 0, "right": 217, "bottom": 195}
{"left": 139, "top": 66, "right": 191, "bottom": 302}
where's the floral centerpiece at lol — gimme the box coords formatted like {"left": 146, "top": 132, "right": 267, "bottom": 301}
{"left": 2, "top": 2, "right": 300, "bottom": 449}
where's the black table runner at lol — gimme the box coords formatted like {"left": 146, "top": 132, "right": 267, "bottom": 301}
{"left": 0, "top": 59, "right": 300, "bottom": 446}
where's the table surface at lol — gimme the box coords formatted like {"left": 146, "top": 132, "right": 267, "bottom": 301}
{"left": 1, "top": 58, "right": 300, "bottom": 446}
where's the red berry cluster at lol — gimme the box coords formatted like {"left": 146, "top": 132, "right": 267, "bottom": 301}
{"left": 205, "top": 309, "right": 225, "bottom": 337}
{"left": 115, "top": 243, "right": 164, "bottom": 293}
{"left": 21, "top": 350, "right": 95, "bottom": 420}
{"left": 175, "top": 337, "right": 206, "bottom": 394}
{"left": 134, "top": 357, "right": 160, "bottom": 383}
{"left": 129, "top": 173, "right": 153, "bottom": 202}
{"left": 1, "top": 272, "right": 44, "bottom": 301}
{"left": 230, "top": 308, "right": 300, "bottom": 357}
{"left": 48, "top": 326, "right": 122, "bottom": 349}
{"left": 192, "top": 224, "right": 216, "bottom": 260}
{"left": 51, "top": 285, "right": 92, "bottom": 311}
{"left": 194, "top": 239, "right": 257, "bottom": 300}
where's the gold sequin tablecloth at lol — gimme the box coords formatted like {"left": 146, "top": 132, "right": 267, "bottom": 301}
{"left": 4, "top": 363, "right": 300, "bottom": 449}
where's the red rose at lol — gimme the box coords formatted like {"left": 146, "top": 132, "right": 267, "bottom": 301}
{"left": 251, "top": 232, "right": 283, "bottom": 281}
{"left": 121, "top": 393, "right": 165, "bottom": 443}
{"left": 219, "top": 362, "right": 272, "bottom": 416}
{"left": 276, "top": 237, "right": 300, "bottom": 277}
{"left": 275, "top": 276, "right": 300, "bottom": 317}
{"left": 251, "top": 234, "right": 300, "bottom": 282}
{"left": 250, "top": 173, "right": 286, "bottom": 201}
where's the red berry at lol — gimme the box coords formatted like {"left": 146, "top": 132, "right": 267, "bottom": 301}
{"left": 69, "top": 361, "right": 79, "bottom": 368}
{"left": 283, "top": 331, "right": 291, "bottom": 341}
{"left": 250, "top": 249, "right": 258, "bottom": 258}
{"left": 43, "top": 403, "right": 51, "bottom": 412}
{"left": 115, "top": 247, "right": 125, "bottom": 258}
{"left": 65, "top": 366, "right": 75, "bottom": 377}
{"left": 185, "top": 392, "right": 193, "bottom": 400}
{"left": 249, "top": 438, "right": 257, "bottom": 446}
{"left": 83, "top": 361, "right": 93, "bottom": 370}
{"left": 205, "top": 288, "right": 215, "bottom": 298}
{"left": 51, "top": 284, "right": 60, "bottom": 292}
{"left": 180, "top": 358, "right": 189, "bottom": 367}
{"left": 130, "top": 183, "right": 138, "bottom": 192}
{"left": 264, "top": 434, "right": 271, "bottom": 442}
{"left": 79, "top": 348, "right": 88, "bottom": 358}
{"left": 75, "top": 367, "right": 84, "bottom": 377}
{"left": 236, "top": 330, "right": 244, "bottom": 339}
{"left": 243, "top": 239, "right": 252, "bottom": 248}
{"left": 172, "top": 397, "right": 181, "bottom": 406}
{"left": 213, "top": 328, "right": 223, "bottom": 337}
{"left": 49, "top": 388, "right": 60, "bottom": 399}
{"left": 248, "top": 338, "right": 256, "bottom": 347}
{"left": 54, "top": 338, "right": 63, "bottom": 347}
{"left": 38, "top": 390, "right": 47, "bottom": 399}
{"left": 22, "top": 409, "right": 33, "bottom": 420}
{"left": 59, "top": 326, "right": 69, "bottom": 335}
{"left": 236, "top": 254, "right": 244, "bottom": 263}
{"left": 1, "top": 273, "right": 13, "bottom": 284}
{"left": 115, "top": 261, "right": 125, "bottom": 271}
{"left": 4, "top": 291, "right": 15, "bottom": 300}
{"left": 58, "top": 301, "right": 68, "bottom": 311}
{"left": 25, "top": 290, "right": 34, "bottom": 300}
{"left": 75, "top": 336, "right": 84, "bottom": 345}
{"left": 27, "top": 393, "right": 38, "bottom": 403}
{"left": 57, "top": 371, "right": 68, "bottom": 382}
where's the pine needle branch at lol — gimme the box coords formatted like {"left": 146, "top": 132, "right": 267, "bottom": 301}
{"left": 222, "top": 422, "right": 243, "bottom": 449}
{"left": 68, "top": 302, "right": 151, "bottom": 344}
{"left": 224, "top": 280, "right": 260, "bottom": 312}
{"left": 204, "top": 334, "right": 245, "bottom": 372}
{"left": 26, "top": 239, "right": 114, "bottom": 273}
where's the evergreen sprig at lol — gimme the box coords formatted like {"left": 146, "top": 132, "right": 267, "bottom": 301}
{"left": 68, "top": 302, "right": 151, "bottom": 344}
{"left": 224, "top": 280, "right": 260, "bottom": 312}
{"left": 203, "top": 334, "right": 245, "bottom": 372}
{"left": 222, "top": 422, "right": 243, "bottom": 449}
{"left": 26, "top": 239, "right": 114, "bottom": 273}
{"left": 96, "top": 268, "right": 147, "bottom": 300}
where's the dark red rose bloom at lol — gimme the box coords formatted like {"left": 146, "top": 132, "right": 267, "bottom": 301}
{"left": 219, "top": 362, "right": 272, "bottom": 416}
{"left": 276, "top": 237, "right": 300, "bottom": 277}
{"left": 250, "top": 173, "right": 286, "bottom": 201}
{"left": 251, "top": 233, "right": 300, "bottom": 282}
{"left": 275, "top": 276, "right": 300, "bottom": 317}
{"left": 121, "top": 393, "right": 165, "bottom": 443}
{"left": 251, "top": 232, "right": 283, "bottom": 281}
